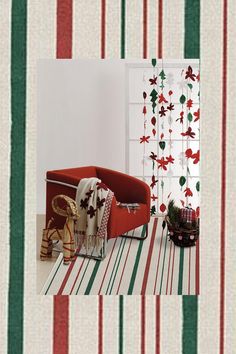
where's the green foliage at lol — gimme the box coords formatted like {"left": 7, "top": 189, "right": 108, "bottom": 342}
{"left": 179, "top": 176, "right": 186, "bottom": 187}
{"left": 159, "top": 70, "right": 166, "bottom": 80}
{"left": 152, "top": 58, "right": 157, "bottom": 67}
{"left": 167, "top": 200, "right": 181, "bottom": 227}
{"left": 179, "top": 94, "right": 186, "bottom": 104}
{"left": 187, "top": 112, "right": 193, "bottom": 122}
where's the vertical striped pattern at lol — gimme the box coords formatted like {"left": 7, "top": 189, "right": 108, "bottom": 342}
{"left": 53, "top": 296, "right": 69, "bottom": 354}
{"left": 8, "top": 1, "right": 27, "bottom": 353}
{"left": 56, "top": 0, "right": 73, "bottom": 58}
{"left": 0, "top": 2, "right": 11, "bottom": 353}
{"left": 182, "top": 1, "right": 200, "bottom": 352}
{"left": 54, "top": 2, "right": 72, "bottom": 353}
{"left": 158, "top": 0, "right": 163, "bottom": 58}
{"left": 220, "top": 1, "right": 228, "bottom": 353}
{"left": 101, "top": 0, "right": 106, "bottom": 58}
{"left": 41, "top": 219, "right": 198, "bottom": 295}
{"left": 2, "top": 1, "right": 236, "bottom": 354}
{"left": 225, "top": 1, "right": 236, "bottom": 353}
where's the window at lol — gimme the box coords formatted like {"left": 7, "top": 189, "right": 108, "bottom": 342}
{"left": 126, "top": 60, "right": 200, "bottom": 214}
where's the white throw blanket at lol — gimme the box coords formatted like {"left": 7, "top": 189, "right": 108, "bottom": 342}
{"left": 75, "top": 177, "right": 114, "bottom": 252}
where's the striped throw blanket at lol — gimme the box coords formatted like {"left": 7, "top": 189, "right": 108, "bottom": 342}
{"left": 75, "top": 178, "right": 113, "bottom": 252}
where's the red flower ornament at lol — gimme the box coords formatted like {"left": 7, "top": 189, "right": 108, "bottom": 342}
{"left": 158, "top": 93, "right": 168, "bottom": 104}
{"left": 185, "top": 66, "right": 196, "bottom": 81}
{"left": 140, "top": 135, "right": 150, "bottom": 144}
{"left": 166, "top": 155, "right": 175, "bottom": 164}
{"left": 157, "top": 157, "right": 168, "bottom": 170}
{"left": 149, "top": 75, "right": 157, "bottom": 85}
{"left": 193, "top": 109, "right": 200, "bottom": 122}
{"left": 150, "top": 175, "right": 158, "bottom": 189}
{"left": 159, "top": 106, "right": 167, "bottom": 117}
{"left": 181, "top": 127, "right": 196, "bottom": 138}
{"left": 187, "top": 99, "right": 193, "bottom": 108}
{"left": 184, "top": 187, "right": 193, "bottom": 197}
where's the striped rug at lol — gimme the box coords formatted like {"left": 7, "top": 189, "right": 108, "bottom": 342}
{"left": 41, "top": 217, "right": 199, "bottom": 295}
{"left": 1, "top": 0, "right": 236, "bottom": 353}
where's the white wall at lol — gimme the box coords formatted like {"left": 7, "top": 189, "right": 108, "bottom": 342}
{"left": 37, "top": 60, "right": 126, "bottom": 213}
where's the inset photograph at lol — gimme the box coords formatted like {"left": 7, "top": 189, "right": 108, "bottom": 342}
{"left": 37, "top": 59, "right": 200, "bottom": 295}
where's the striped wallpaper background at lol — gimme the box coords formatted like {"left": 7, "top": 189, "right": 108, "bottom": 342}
{"left": 0, "top": 0, "right": 235, "bottom": 353}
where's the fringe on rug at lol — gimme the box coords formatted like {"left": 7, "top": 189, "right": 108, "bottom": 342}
{"left": 75, "top": 231, "right": 104, "bottom": 254}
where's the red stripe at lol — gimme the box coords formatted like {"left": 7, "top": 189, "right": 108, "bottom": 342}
{"left": 56, "top": 0, "right": 73, "bottom": 58}
{"left": 153, "top": 226, "right": 164, "bottom": 294}
{"left": 53, "top": 296, "right": 69, "bottom": 354}
{"left": 143, "top": 0, "right": 148, "bottom": 58}
{"left": 220, "top": 1, "right": 227, "bottom": 352}
{"left": 69, "top": 257, "right": 86, "bottom": 294}
{"left": 98, "top": 296, "right": 103, "bottom": 354}
{"left": 141, "top": 218, "right": 158, "bottom": 294}
{"left": 170, "top": 244, "right": 175, "bottom": 295}
{"left": 158, "top": 0, "right": 163, "bottom": 58}
{"left": 101, "top": 0, "right": 106, "bottom": 58}
{"left": 165, "top": 239, "right": 172, "bottom": 294}
{"left": 141, "top": 295, "right": 145, "bottom": 354}
{"left": 188, "top": 247, "right": 191, "bottom": 295}
{"left": 195, "top": 239, "right": 200, "bottom": 295}
{"left": 98, "top": 238, "right": 118, "bottom": 294}
{"left": 54, "top": 2, "right": 73, "bottom": 352}
{"left": 155, "top": 296, "right": 160, "bottom": 354}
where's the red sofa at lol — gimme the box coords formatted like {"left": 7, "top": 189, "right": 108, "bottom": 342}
{"left": 46, "top": 166, "right": 150, "bottom": 239}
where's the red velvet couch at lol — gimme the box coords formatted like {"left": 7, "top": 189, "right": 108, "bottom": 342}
{"left": 46, "top": 166, "right": 150, "bottom": 239}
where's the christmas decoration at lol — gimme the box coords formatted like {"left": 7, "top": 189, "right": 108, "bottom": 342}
{"left": 133, "top": 60, "right": 200, "bottom": 213}
{"left": 166, "top": 200, "right": 199, "bottom": 247}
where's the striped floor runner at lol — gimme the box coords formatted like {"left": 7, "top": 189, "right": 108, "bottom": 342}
{"left": 41, "top": 217, "right": 199, "bottom": 295}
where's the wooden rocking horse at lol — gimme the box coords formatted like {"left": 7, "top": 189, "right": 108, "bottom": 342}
{"left": 40, "top": 194, "right": 80, "bottom": 264}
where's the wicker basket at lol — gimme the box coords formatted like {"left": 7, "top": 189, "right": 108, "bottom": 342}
{"left": 165, "top": 216, "right": 199, "bottom": 247}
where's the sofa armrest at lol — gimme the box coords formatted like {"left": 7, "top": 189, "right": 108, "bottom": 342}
{"left": 96, "top": 166, "right": 150, "bottom": 206}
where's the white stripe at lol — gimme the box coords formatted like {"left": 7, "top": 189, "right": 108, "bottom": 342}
{"left": 41, "top": 218, "right": 197, "bottom": 295}
{"left": 198, "top": 0, "right": 223, "bottom": 352}
{"left": 73, "top": 0, "right": 101, "bottom": 58}
{"left": 106, "top": 0, "right": 121, "bottom": 58}
{"left": 132, "top": 223, "right": 154, "bottom": 294}
{"left": 0, "top": 2, "right": 11, "bottom": 353}
{"left": 225, "top": 0, "right": 236, "bottom": 352}
{"left": 163, "top": 0, "right": 184, "bottom": 58}
{"left": 103, "top": 297, "right": 119, "bottom": 353}
{"left": 124, "top": 296, "right": 141, "bottom": 353}
{"left": 182, "top": 247, "right": 189, "bottom": 294}
{"left": 170, "top": 244, "right": 180, "bottom": 294}
{"left": 40, "top": 254, "right": 64, "bottom": 294}
{"left": 70, "top": 297, "right": 98, "bottom": 353}
{"left": 145, "top": 296, "right": 156, "bottom": 354}
{"left": 190, "top": 246, "right": 196, "bottom": 294}
{"left": 126, "top": 0, "right": 143, "bottom": 58}
{"left": 148, "top": 0, "right": 157, "bottom": 57}
{"left": 23, "top": 1, "right": 56, "bottom": 352}
{"left": 160, "top": 297, "right": 182, "bottom": 353}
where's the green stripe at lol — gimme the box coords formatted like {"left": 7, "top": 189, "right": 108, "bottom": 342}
{"left": 178, "top": 248, "right": 184, "bottom": 295}
{"left": 127, "top": 225, "right": 146, "bottom": 294}
{"left": 109, "top": 238, "right": 127, "bottom": 294}
{"left": 45, "top": 257, "right": 64, "bottom": 294}
{"left": 84, "top": 260, "right": 101, "bottom": 294}
{"left": 105, "top": 238, "right": 125, "bottom": 294}
{"left": 121, "top": 0, "right": 125, "bottom": 58}
{"left": 184, "top": 0, "right": 200, "bottom": 58}
{"left": 8, "top": 1, "right": 27, "bottom": 353}
{"left": 75, "top": 258, "right": 92, "bottom": 294}
{"left": 182, "top": 296, "right": 198, "bottom": 354}
{"left": 183, "top": 0, "right": 199, "bottom": 352}
{"left": 159, "top": 229, "right": 168, "bottom": 294}
{"left": 119, "top": 296, "right": 124, "bottom": 354}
